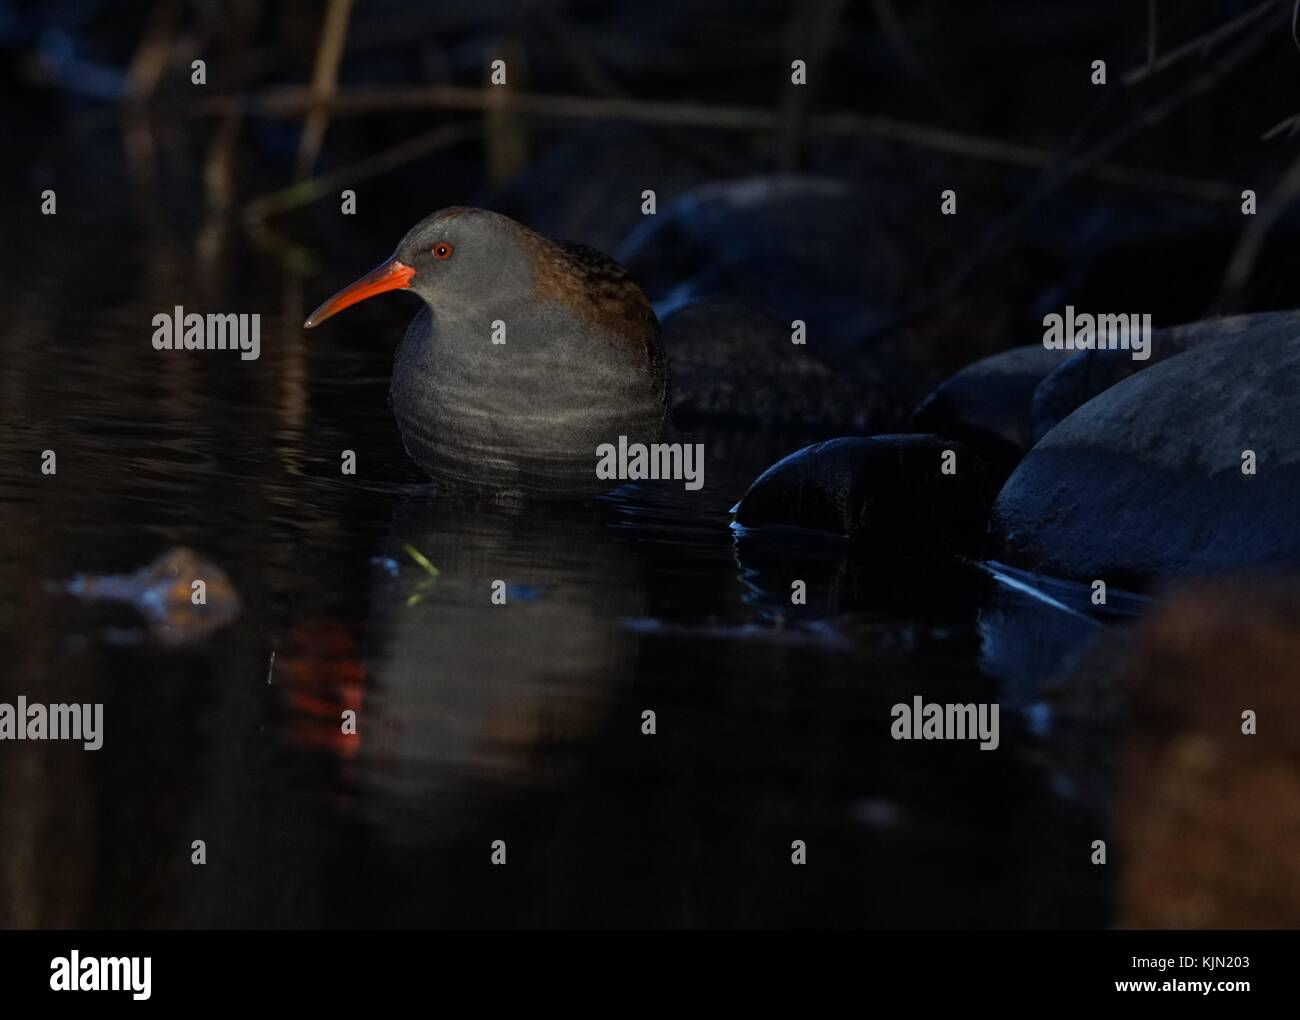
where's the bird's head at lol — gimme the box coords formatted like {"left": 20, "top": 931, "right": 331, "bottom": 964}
{"left": 303, "top": 207, "right": 527, "bottom": 329}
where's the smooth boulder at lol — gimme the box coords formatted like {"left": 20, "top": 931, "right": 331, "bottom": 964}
{"left": 616, "top": 175, "right": 899, "bottom": 315}
{"left": 992, "top": 317, "right": 1300, "bottom": 584}
{"left": 616, "top": 176, "right": 931, "bottom": 394}
{"left": 732, "top": 435, "right": 994, "bottom": 552}
{"left": 1031, "top": 310, "right": 1300, "bottom": 440}
{"left": 910, "top": 345, "right": 1070, "bottom": 462}
{"left": 662, "top": 300, "right": 907, "bottom": 431}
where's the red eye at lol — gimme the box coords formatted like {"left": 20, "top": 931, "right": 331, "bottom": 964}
{"left": 432, "top": 242, "right": 453, "bottom": 260}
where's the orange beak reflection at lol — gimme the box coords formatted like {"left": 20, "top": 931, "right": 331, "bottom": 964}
{"left": 303, "top": 256, "right": 416, "bottom": 329}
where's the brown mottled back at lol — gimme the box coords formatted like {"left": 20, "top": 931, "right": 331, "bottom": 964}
{"left": 522, "top": 232, "right": 654, "bottom": 333}
{"left": 518, "top": 229, "right": 667, "bottom": 406}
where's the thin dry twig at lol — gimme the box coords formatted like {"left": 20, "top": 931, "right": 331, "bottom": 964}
{"left": 1260, "top": 111, "right": 1300, "bottom": 139}
{"left": 1123, "top": 0, "right": 1281, "bottom": 85}
{"left": 124, "top": 0, "right": 181, "bottom": 101}
{"left": 204, "top": 107, "right": 244, "bottom": 212}
{"left": 485, "top": 38, "right": 528, "bottom": 185}
{"left": 527, "top": 0, "right": 623, "bottom": 97}
{"left": 779, "top": 0, "right": 845, "bottom": 171}
{"left": 873, "top": 0, "right": 928, "bottom": 82}
{"left": 185, "top": 85, "right": 1236, "bottom": 202}
{"left": 864, "top": 14, "right": 1279, "bottom": 346}
{"left": 1220, "top": 0, "right": 1300, "bottom": 306}
{"left": 1148, "top": 0, "right": 1158, "bottom": 67}
{"left": 526, "top": 0, "right": 749, "bottom": 176}
{"left": 294, "top": 0, "right": 354, "bottom": 181}
{"left": 120, "top": 0, "right": 184, "bottom": 184}
{"left": 245, "top": 121, "right": 479, "bottom": 223}
{"left": 1216, "top": 145, "right": 1300, "bottom": 309}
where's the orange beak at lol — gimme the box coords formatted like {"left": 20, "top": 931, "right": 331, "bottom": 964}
{"left": 303, "top": 256, "right": 416, "bottom": 329}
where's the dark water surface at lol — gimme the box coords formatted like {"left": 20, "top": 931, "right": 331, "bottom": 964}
{"left": 0, "top": 132, "right": 1113, "bottom": 929}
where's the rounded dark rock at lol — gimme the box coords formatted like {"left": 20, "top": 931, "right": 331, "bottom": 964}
{"left": 993, "top": 316, "right": 1300, "bottom": 584}
{"left": 615, "top": 176, "right": 912, "bottom": 382}
{"left": 1031, "top": 310, "right": 1300, "bottom": 441}
{"left": 910, "top": 344, "right": 1070, "bottom": 463}
{"left": 618, "top": 173, "right": 1040, "bottom": 407}
{"left": 662, "top": 299, "right": 907, "bottom": 431}
{"left": 617, "top": 175, "right": 898, "bottom": 306}
{"left": 732, "top": 435, "right": 995, "bottom": 552}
